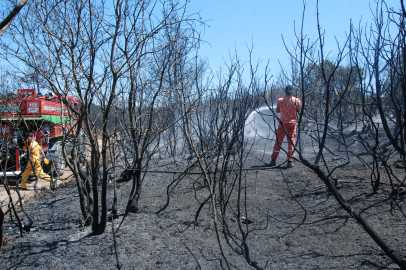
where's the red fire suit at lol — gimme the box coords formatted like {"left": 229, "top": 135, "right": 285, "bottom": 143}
{"left": 271, "top": 95, "right": 301, "bottom": 162}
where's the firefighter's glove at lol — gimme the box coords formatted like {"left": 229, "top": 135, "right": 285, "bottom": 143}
{"left": 44, "top": 158, "right": 50, "bottom": 165}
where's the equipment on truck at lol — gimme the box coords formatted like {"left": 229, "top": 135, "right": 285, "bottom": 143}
{"left": 0, "top": 89, "right": 82, "bottom": 178}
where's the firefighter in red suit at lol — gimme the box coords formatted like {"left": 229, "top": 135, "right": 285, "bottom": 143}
{"left": 269, "top": 85, "right": 301, "bottom": 168}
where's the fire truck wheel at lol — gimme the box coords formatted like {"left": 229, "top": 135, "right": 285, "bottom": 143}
{"left": 43, "top": 143, "right": 65, "bottom": 177}
{"left": 53, "top": 146, "right": 66, "bottom": 176}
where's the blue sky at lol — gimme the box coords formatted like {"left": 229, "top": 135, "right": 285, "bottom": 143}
{"left": 186, "top": 0, "right": 399, "bottom": 81}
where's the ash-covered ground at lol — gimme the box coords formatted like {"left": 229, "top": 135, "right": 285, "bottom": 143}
{"left": 1, "top": 125, "right": 405, "bottom": 269}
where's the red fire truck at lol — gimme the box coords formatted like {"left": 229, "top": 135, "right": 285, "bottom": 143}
{"left": 0, "top": 89, "right": 82, "bottom": 178}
